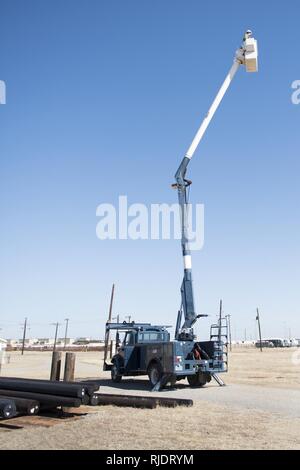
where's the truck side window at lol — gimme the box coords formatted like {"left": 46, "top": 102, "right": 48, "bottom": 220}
{"left": 125, "top": 332, "right": 135, "bottom": 346}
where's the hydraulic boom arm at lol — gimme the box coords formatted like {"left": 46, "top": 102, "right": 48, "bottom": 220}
{"left": 174, "top": 31, "right": 258, "bottom": 341}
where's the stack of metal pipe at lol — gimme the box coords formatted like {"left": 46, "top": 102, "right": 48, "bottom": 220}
{"left": 0, "top": 377, "right": 194, "bottom": 419}
{"left": 0, "top": 377, "right": 99, "bottom": 418}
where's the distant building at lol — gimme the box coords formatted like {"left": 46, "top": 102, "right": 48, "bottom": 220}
{"left": 6, "top": 339, "right": 18, "bottom": 347}
{"left": 57, "top": 338, "right": 75, "bottom": 346}
{"left": 37, "top": 338, "right": 55, "bottom": 346}
{"left": 17, "top": 338, "right": 38, "bottom": 346}
{"left": 74, "top": 337, "right": 91, "bottom": 345}
{"left": 0, "top": 338, "right": 7, "bottom": 351}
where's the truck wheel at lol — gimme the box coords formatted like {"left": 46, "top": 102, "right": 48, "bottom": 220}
{"left": 196, "top": 372, "right": 208, "bottom": 387}
{"left": 188, "top": 372, "right": 208, "bottom": 387}
{"left": 111, "top": 362, "right": 122, "bottom": 383}
{"left": 187, "top": 374, "right": 199, "bottom": 387}
{"left": 205, "top": 373, "right": 212, "bottom": 383}
{"left": 148, "top": 362, "right": 162, "bottom": 387}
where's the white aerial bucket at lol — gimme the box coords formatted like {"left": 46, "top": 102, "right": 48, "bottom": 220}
{"left": 244, "top": 37, "right": 258, "bottom": 72}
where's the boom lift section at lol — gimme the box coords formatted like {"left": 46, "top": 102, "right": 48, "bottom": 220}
{"left": 174, "top": 31, "right": 258, "bottom": 341}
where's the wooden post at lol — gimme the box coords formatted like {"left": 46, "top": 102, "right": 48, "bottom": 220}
{"left": 63, "top": 352, "right": 76, "bottom": 382}
{"left": 50, "top": 351, "right": 62, "bottom": 381}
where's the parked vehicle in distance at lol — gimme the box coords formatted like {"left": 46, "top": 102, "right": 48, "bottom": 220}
{"left": 255, "top": 340, "right": 274, "bottom": 348}
{"left": 265, "top": 338, "right": 285, "bottom": 348}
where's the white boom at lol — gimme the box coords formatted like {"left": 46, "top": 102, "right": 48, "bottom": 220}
{"left": 185, "top": 30, "right": 258, "bottom": 160}
{"left": 175, "top": 30, "right": 258, "bottom": 341}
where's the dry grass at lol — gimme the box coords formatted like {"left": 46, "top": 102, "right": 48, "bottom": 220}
{"left": 1, "top": 401, "right": 299, "bottom": 450}
{"left": 1, "top": 347, "right": 300, "bottom": 449}
{"left": 226, "top": 347, "right": 300, "bottom": 389}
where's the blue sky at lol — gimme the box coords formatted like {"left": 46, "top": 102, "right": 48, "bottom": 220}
{"left": 0, "top": 0, "right": 299, "bottom": 341}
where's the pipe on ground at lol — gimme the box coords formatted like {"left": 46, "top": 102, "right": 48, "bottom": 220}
{"left": 0, "top": 377, "right": 98, "bottom": 397}
{"left": 95, "top": 394, "right": 157, "bottom": 409}
{"left": 95, "top": 393, "right": 193, "bottom": 408}
{"left": 0, "top": 398, "right": 17, "bottom": 419}
{"left": 0, "top": 378, "right": 85, "bottom": 398}
{"left": 0, "top": 389, "right": 81, "bottom": 409}
{"left": 0, "top": 395, "right": 40, "bottom": 415}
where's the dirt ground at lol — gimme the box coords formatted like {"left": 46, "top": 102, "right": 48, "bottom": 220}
{"left": 1, "top": 347, "right": 300, "bottom": 450}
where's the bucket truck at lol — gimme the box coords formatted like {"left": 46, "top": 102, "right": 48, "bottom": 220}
{"left": 104, "top": 31, "right": 258, "bottom": 390}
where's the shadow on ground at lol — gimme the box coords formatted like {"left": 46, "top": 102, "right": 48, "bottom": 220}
{"left": 81, "top": 377, "right": 221, "bottom": 393}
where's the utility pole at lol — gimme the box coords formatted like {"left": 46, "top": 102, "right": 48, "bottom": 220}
{"left": 108, "top": 284, "right": 115, "bottom": 323}
{"left": 244, "top": 328, "right": 247, "bottom": 342}
{"left": 104, "top": 284, "right": 115, "bottom": 364}
{"left": 283, "top": 321, "right": 287, "bottom": 339}
{"left": 51, "top": 322, "right": 60, "bottom": 352}
{"left": 256, "top": 308, "right": 263, "bottom": 352}
{"left": 112, "top": 315, "right": 120, "bottom": 353}
{"left": 64, "top": 318, "right": 69, "bottom": 350}
{"left": 21, "top": 317, "right": 28, "bottom": 355}
{"left": 225, "top": 314, "right": 232, "bottom": 352}
{"left": 218, "top": 300, "right": 222, "bottom": 346}
{"left": 125, "top": 315, "right": 131, "bottom": 323}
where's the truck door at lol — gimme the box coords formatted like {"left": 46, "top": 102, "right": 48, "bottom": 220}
{"left": 124, "top": 331, "right": 136, "bottom": 369}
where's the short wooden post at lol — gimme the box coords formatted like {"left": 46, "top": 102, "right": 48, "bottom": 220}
{"left": 63, "top": 352, "right": 76, "bottom": 382}
{"left": 50, "top": 351, "right": 62, "bottom": 381}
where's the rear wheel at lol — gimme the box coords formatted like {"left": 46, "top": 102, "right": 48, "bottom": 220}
{"left": 187, "top": 374, "right": 199, "bottom": 387}
{"left": 188, "top": 371, "right": 210, "bottom": 387}
{"left": 148, "top": 362, "right": 163, "bottom": 387}
{"left": 111, "top": 362, "right": 122, "bottom": 383}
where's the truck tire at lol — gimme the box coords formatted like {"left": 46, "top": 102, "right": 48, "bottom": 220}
{"left": 111, "top": 362, "right": 122, "bottom": 383}
{"left": 148, "top": 362, "right": 163, "bottom": 387}
{"left": 187, "top": 374, "right": 200, "bottom": 387}
{"left": 188, "top": 371, "right": 209, "bottom": 387}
